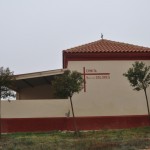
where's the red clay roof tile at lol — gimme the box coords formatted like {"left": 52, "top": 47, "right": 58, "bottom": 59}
{"left": 64, "top": 39, "right": 150, "bottom": 53}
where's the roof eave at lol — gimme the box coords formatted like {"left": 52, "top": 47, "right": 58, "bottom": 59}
{"left": 15, "top": 69, "right": 67, "bottom": 80}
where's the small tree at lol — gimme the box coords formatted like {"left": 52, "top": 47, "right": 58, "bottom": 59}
{"left": 0, "top": 67, "right": 15, "bottom": 99}
{"left": 123, "top": 61, "right": 150, "bottom": 117}
{"left": 0, "top": 67, "right": 15, "bottom": 138}
{"left": 52, "top": 70, "right": 84, "bottom": 133}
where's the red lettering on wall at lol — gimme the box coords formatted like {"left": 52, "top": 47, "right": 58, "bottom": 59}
{"left": 82, "top": 67, "right": 110, "bottom": 92}
{"left": 86, "top": 69, "right": 97, "bottom": 73}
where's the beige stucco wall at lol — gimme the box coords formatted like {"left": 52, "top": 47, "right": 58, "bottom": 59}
{"left": 2, "top": 60, "right": 150, "bottom": 118}
{"left": 1, "top": 99, "right": 70, "bottom": 118}
{"left": 67, "top": 60, "right": 150, "bottom": 116}
{"left": 17, "top": 84, "right": 55, "bottom": 100}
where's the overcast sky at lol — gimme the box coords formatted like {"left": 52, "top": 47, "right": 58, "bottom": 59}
{"left": 0, "top": 0, "right": 150, "bottom": 74}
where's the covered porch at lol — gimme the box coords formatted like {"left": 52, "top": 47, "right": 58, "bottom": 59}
{"left": 13, "top": 69, "right": 67, "bottom": 100}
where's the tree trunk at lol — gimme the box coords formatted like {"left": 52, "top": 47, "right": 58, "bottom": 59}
{"left": 69, "top": 96, "right": 78, "bottom": 134}
{"left": 143, "top": 88, "right": 150, "bottom": 118}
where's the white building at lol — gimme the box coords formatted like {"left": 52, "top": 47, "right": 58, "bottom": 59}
{"left": 2, "top": 39, "right": 150, "bottom": 133}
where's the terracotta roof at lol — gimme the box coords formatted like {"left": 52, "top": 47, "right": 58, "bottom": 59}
{"left": 64, "top": 39, "right": 150, "bottom": 53}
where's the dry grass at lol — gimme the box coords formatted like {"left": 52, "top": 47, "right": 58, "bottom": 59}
{"left": 0, "top": 127, "right": 150, "bottom": 150}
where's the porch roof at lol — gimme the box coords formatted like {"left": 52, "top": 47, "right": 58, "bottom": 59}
{"left": 13, "top": 69, "right": 67, "bottom": 91}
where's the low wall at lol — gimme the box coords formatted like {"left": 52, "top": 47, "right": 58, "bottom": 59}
{"left": 1, "top": 99, "right": 69, "bottom": 118}
{"left": 1, "top": 115, "right": 150, "bottom": 133}
{"left": 1, "top": 100, "right": 150, "bottom": 133}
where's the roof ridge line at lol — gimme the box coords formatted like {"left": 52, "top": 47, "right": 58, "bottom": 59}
{"left": 108, "top": 39, "right": 150, "bottom": 49}
{"left": 64, "top": 39, "right": 150, "bottom": 53}
{"left": 64, "top": 39, "right": 104, "bottom": 51}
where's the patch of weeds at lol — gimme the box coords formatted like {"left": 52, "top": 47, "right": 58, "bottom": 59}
{"left": 1, "top": 127, "right": 150, "bottom": 150}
